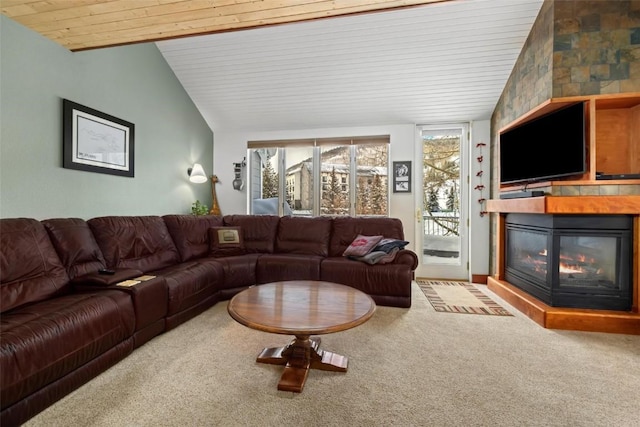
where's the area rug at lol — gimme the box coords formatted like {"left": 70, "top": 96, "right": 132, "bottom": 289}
{"left": 416, "top": 279, "right": 513, "bottom": 316}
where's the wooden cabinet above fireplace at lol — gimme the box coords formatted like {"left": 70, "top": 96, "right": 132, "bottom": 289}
{"left": 491, "top": 92, "right": 640, "bottom": 215}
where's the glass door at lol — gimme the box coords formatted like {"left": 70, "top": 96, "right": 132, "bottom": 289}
{"left": 414, "top": 125, "right": 469, "bottom": 280}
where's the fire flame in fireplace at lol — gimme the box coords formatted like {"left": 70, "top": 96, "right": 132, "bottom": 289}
{"left": 530, "top": 249, "right": 603, "bottom": 276}
{"left": 559, "top": 252, "right": 602, "bottom": 275}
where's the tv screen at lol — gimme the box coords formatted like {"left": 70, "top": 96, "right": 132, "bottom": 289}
{"left": 499, "top": 102, "right": 586, "bottom": 185}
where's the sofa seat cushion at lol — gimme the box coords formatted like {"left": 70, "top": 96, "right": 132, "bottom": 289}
{"left": 256, "top": 254, "right": 323, "bottom": 284}
{"left": 150, "top": 261, "right": 223, "bottom": 317}
{"left": 320, "top": 257, "right": 413, "bottom": 300}
{"left": 0, "top": 291, "right": 135, "bottom": 409}
{"left": 207, "top": 254, "right": 261, "bottom": 290}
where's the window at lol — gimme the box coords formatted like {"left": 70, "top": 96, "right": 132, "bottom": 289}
{"left": 320, "top": 144, "right": 350, "bottom": 215}
{"left": 248, "top": 136, "right": 389, "bottom": 216}
{"left": 356, "top": 144, "right": 388, "bottom": 216}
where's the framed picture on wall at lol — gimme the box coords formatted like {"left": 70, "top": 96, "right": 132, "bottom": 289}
{"left": 393, "top": 161, "right": 411, "bottom": 193}
{"left": 62, "top": 99, "right": 135, "bottom": 177}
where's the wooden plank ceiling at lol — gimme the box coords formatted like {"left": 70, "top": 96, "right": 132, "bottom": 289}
{"left": 1, "top": 0, "right": 449, "bottom": 51}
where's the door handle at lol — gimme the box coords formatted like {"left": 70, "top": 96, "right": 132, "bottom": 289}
{"left": 416, "top": 209, "right": 422, "bottom": 223}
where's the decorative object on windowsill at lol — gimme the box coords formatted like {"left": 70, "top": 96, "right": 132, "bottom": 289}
{"left": 191, "top": 200, "right": 208, "bottom": 216}
{"left": 232, "top": 157, "right": 247, "bottom": 191}
{"left": 474, "top": 142, "right": 488, "bottom": 217}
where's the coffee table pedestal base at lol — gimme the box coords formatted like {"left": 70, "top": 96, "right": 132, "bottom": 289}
{"left": 256, "top": 335, "right": 347, "bottom": 392}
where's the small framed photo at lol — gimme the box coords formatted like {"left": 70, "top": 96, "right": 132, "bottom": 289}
{"left": 63, "top": 99, "right": 135, "bottom": 177}
{"left": 393, "top": 161, "right": 412, "bottom": 193}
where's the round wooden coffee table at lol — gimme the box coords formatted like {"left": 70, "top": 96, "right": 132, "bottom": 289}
{"left": 227, "top": 280, "right": 376, "bottom": 392}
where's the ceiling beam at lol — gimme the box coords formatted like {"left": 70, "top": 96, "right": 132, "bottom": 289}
{"left": 2, "top": 0, "right": 450, "bottom": 51}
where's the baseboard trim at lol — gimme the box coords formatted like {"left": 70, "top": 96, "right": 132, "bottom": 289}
{"left": 471, "top": 274, "right": 488, "bottom": 284}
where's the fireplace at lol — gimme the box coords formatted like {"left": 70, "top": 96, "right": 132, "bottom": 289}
{"left": 505, "top": 214, "right": 633, "bottom": 311}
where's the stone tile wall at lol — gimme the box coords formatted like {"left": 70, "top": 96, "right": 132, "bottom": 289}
{"left": 492, "top": 0, "right": 554, "bottom": 130}
{"left": 552, "top": 183, "right": 640, "bottom": 196}
{"left": 553, "top": 0, "right": 640, "bottom": 97}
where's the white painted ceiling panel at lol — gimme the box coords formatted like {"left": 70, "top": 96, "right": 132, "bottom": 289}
{"left": 156, "top": 0, "right": 544, "bottom": 132}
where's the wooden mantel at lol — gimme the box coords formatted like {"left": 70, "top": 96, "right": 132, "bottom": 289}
{"left": 487, "top": 195, "right": 640, "bottom": 215}
{"left": 487, "top": 195, "right": 640, "bottom": 335}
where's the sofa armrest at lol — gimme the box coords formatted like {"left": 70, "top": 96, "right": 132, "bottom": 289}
{"left": 394, "top": 250, "right": 419, "bottom": 270}
{"left": 71, "top": 268, "right": 144, "bottom": 287}
{"left": 74, "top": 275, "right": 168, "bottom": 337}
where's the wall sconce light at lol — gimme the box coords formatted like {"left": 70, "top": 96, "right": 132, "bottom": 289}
{"left": 187, "top": 163, "right": 207, "bottom": 183}
{"left": 232, "top": 158, "right": 246, "bottom": 191}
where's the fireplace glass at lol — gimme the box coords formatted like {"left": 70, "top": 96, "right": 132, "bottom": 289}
{"left": 558, "top": 235, "right": 617, "bottom": 291}
{"left": 507, "top": 228, "right": 547, "bottom": 282}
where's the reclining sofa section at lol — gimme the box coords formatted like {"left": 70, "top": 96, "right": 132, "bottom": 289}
{"left": 0, "top": 214, "right": 417, "bottom": 425}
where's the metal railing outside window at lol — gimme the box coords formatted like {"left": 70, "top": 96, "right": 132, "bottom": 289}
{"left": 423, "top": 212, "right": 459, "bottom": 236}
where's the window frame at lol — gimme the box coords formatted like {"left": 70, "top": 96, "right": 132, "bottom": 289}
{"left": 248, "top": 136, "right": 389, "bottom": 217}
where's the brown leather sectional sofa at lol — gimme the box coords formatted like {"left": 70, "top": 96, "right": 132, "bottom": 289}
{"left": 0, "top": 214, "right": 417, "bottom": 425}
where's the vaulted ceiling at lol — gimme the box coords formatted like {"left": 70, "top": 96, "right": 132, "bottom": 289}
{"left": 3, "top": 0, "right": 545, "bottom": 132}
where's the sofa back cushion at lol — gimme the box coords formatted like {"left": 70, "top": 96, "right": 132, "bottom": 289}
{"left": 163, "top": 214, "right": 223, "bottom": 262}
{"left": 329, "top": 217, "right": 405, "bottom": 257}
{"left": 88, "top": 216, "right": 180, "bottom": 272}
{"left": 42, "top": 218, "right": 107, "bottom": 279}
{"left": 223, "top": 215, "right": 280, "bottom": 253}
{"left": 275, "top": 216, "right": 332, "bottom": 256}
{"left": 0, "top": 218, "right": 70, "bottom": 313}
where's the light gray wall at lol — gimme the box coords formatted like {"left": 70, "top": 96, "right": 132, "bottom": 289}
{"left": 468, "top": 120, "right": 491, "bottom": 277}
{"left": 0, "top": 16, "right": 213, "bottom": 220}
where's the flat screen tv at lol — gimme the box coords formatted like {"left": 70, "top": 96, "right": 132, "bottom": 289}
{"left": 499, "top": 102, "right": 586, "bottom": 185}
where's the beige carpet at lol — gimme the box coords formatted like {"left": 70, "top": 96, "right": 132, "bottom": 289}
{"left": 417, "top": 279, "right": 513, "bottom": 316}
{"left": 25, "top": 282, "right": 640, "bottom": 427}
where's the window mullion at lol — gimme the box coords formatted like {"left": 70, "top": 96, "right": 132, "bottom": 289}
{"left": 278, "top": 148, "right": 285, "bottom": 216}
{"left": 312, "top": 145, "right": 320, "bottom": 216}
{"left": 349, "top": 144, "right": 357, "bottom": 216}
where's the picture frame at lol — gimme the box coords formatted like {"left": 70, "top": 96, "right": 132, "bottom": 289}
{"left": 393, "top": 161, "right": 411, "bottom": 193}
{"left": 63, "top": 99, "right": 135, "bottom": 177}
